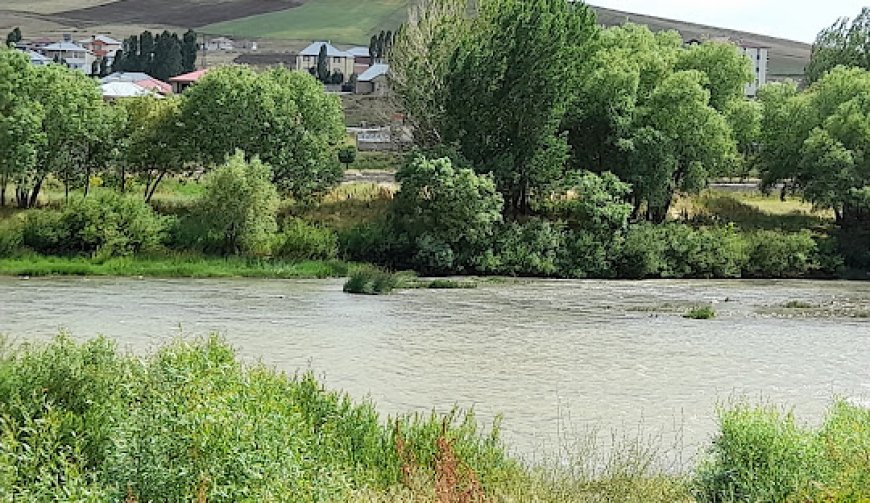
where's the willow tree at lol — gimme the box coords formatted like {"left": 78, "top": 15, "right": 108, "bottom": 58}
{"left": 807, "top": 8, "right": 870, "bottom": 84}
{"left": 180, "top": 66, "right": 345, "bottom": 198}
{"left": 392, "top": 0, "right": 598, "bottom": 214}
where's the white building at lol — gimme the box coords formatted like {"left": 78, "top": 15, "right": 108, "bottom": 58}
{"left": 42, "top": 41, "right": 95, "bottom": 74}
{"left": 26, "top": 50, "right": 52, "bottom": 66}
{"left": 739, "top": 45, "right": 768, "bottom": 97}
{"left": 206, "top": 37, "right": 235, "bottom": 51}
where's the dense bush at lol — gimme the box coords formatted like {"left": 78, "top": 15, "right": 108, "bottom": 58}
{"left": 0, "top": 217, "right": 23, "bottom": 257}
{"left": 391, "top": 156, "right": 503, "bottom": 273}
{"left": 0, "top": 335, "right": 516, "bottom": 501}
{"left": 743, "top": 230, "right": 820, "bottom": 278}
{"left": 273, "top": 219, "right": 338, "bottom": 261}
{"left": 192, "top": 151, "right": 279, "bottom": 255}
{"left": 489, "top": 219, "right": 566, "bottom": 277}
{"left": 20, "top": 193, "right": 167, "bottom": 257}
{"left": 694, "top": 401, "right": 869, "bottom": 502}
{"left": 618, "top": 224, "right": 748, "bottom": 279}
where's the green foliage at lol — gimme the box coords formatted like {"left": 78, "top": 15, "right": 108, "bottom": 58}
{"left": 20, "top": 193, "right": 167, "bottom": 257}
{"left": 0, "top": 218, "right": 22, "bottom": 257}
{"left": 5, "top": 27, "right": 22, "bottom": 46}
{"left": 343, "top": 266, "right": 399, "bottom": 295}
{"left": 618, "top": 223, "right": 748, "bottom": 279}
{"left": 675, "top": 41, "right": 753, "bottom": 111}
{"left": 694, "top": 401, "right": 869, "bottom": 503}
{"left": 489, "top": 219, "right": 566, "bottom": 277}
{"left": 758, "top": 67, "right": 870, "bottom": 226}
{"left": 392, "top": 156, "right": 503, "bottom": 273}
{"left": 743, "top": 230, "right": 820, "bottom": 278}
{"left": 393, "top": 0, "right": 598, "bottom": 212}
{"left": 425, "top": 279, "right": 477, "bottom": 289}
{"left": 181, "top": 66, "right": 346, "bottom": 199}
{"left": 338, "top": 145, "right": 358, "bottom": 167}
{"left": 113, "top": 29, "right": 186, "bottom": 80}
{"left": 0, "top": 335, "right": 518, "bottom": 500}
{"left": 273, "top": 218, "right": 338, "bottom": 261}
{"left": 193, "top": 151, "right": 279, "bottom": 255}
{"left": 806, "top": 8, "right": 870, "bottom": 84}
{"left": 684, "top": 306, "right": 716, "bottom": 320}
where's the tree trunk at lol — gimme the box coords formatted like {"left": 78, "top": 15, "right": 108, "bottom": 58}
{"left": 84, "top": 165, "right": 91, "bottom": 197}
{"left": 120, "top": 164, "right": 126, "bottom": 194}
{"left": 28, "top": 177, "right": 44, "bottom": 208}
{"left": 0, "top": 177, "right": 6, "bottom": 207}
{"left": 145, "top": 170, "right": 166, "bottom": 203}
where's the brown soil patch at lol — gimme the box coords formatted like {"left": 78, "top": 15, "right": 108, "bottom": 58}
{"left": 53, "top": 0, "right": 304, "bottom": 28}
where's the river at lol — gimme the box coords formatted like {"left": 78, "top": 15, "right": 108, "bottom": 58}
{"left": 1, "top": 277, "right": 868, "bottom": 465}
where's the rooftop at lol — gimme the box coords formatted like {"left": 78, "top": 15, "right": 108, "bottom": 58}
{"left": 169, "top": 68, "right": 210, "bottom": 83}
{"left": 100, "top": 81, "right": 159, "bottom": 99}
{"left": 43, "top": 41, "right": 90, "bottom": 52}
{"left": 358, "top": 63, "right": 388, "bottom": 82}
{"left": 299, "top": 41, "right": 351, "bottom": 58}
{"left": 80, "top": 34, "right": 121, "bottom": 45}
{"left": 346, "top": 46, "right": 371, "bottom": 57}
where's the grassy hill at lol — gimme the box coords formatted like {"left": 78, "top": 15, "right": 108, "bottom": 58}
{"left": 202, "top": 0, "right": 409, "bottom": 45}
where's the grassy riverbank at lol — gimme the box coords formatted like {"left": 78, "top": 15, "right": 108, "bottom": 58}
{"left": 0, "top": 254, "right": 353, "bottom": 279}
{"left": 0, "top": 335, "right": 866, "bottom": 502}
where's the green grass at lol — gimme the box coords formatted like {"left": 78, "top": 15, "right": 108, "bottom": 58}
{"left": 343, "top": 266, "right": 399, "bottom": 294}
{"left": 684, "top": 306, "right": 716, "bottom": 320}
{"left": 424, "top": 279, "right": 478, "bottom": 289}
{"left": 0, "top": 254, "right": 352, "bottom": 279}
{"left": 202, "top": 0, "right": 412, "bottom": 44}
{"left": 782, "top": 300, "right": 817, "bottom": 309}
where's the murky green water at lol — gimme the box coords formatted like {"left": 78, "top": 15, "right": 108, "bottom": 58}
{"left": 1, "top": 277, "right": 868, "bottom": 461}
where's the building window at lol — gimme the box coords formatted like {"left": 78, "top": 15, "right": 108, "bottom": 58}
{"left": 333, "top": 57, "right": 341, "bottom": 64}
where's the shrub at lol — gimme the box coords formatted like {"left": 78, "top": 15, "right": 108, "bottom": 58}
{"left": 273, "top": 219, "right": 338, "bottom": 261}
{"left": 21, "top": 193, "right": 167, "bottom": 257}
{"left": 684, "top": 306, "right": 716, "bottom": 319}
{"left": 0, "top": 218, "right": 23, "bottom": 257}
{"left": 391, "top": 156, "right": 503, "bottom": 273}
{"left": 193, "top": 151, "right": 279, "bottom": 255}
{"left": 338, "top": 220, "right": 398, "bottom": 265}
{"left": 693, "top": 401, "right": 870, "bottom": 503}
{"left": 618, "top": 224, "right": 747, "bottom": 279}
{"left": 490, "top": 219, "right": 565, "bottom": 276}
{"left": 743, "top": 230, "right": 819, "bottom": 278}
{"left": 343, "top": 267, "right": 399, "bottom": 295}
{"left": 425, "top": 279, "right": 478, "bottom": 289}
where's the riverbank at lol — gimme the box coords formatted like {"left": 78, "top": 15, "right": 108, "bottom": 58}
{"left": 0, "top": 254, "right": 353, "bottom": 279}
{"left": 0, "top": 334, "right": 866, "bottom": 502}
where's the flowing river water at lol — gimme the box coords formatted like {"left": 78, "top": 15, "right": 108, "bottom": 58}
{"left": 1, "top": 277, "right": 868, "bottom": 465}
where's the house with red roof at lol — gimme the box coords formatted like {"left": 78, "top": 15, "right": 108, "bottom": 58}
{"left": 169, "top": 69, "right": 210, "bottom": 93}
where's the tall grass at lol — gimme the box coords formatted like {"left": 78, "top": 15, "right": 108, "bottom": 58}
{"left": 0, "top": 254, "right": 351, "bottom": 279}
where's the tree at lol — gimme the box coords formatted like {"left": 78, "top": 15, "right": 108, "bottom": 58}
{"left": 151, "top": 31, "right": 182, "bottom": 80}
{"left": 338, "top": 145, "right": 356, "bottom": 168}
{"left": 180, "top": 66, "right": 345, "bottom": 198}
{"left": 119, "top": 96, "right": 185, "bottom": 201}
{"left": 0, "top": 47, "right": 45, "bottom": 207}
{"left": 619, "top": 70, "right": 735, "bottom": 222}
{"left": 98, "top": 57, "right": 110, "bottom": 77}
{"left": 195, "top": 150, "right": 279, "bottom": 255}
{"left": 722, "top": 98, "right": 762, "bottom": 179}
{"left": 369, "top": 35, "right": 378, "bottom": 62}
{"left": 5, "top": 61, "right": 109, "bottom": 207}
{"left": 442, "top": 0, "right": 598, "bottom": 213}
{"left": 391, "top": 156, "right": 503, "bottom": 272}
{"left": 807, "top": 8, "right": 870, "bottom": 84}
{"left": 316, "top": 43, "right": 329, "bottom": 83}
{"left": 6, "top": 27, "right": 22, "bottom": 47}
{"left": 675, "top": 41, "right": 753, "bottom": 111}
{"left": 139, "top": 31, "right": 155, "bottom": 73}
{"left": 181, "top": 29, "right": 198, "bottom": 72}
{"left": 759, "top": 67, "right": 870, "bottom": 225}
{"left": 390, "top": 0, "right": 472, "bottom": 148}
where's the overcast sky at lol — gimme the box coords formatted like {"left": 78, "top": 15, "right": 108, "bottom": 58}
{"left": 589, "top": 1, "right": 867, "bottom": 43}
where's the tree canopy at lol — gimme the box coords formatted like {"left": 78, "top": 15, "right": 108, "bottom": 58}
{"left": 807, "top": 8, "right": 870, "bottom": 84}
{"left": 179, "top": 66, "right": 346, "bottom": 198}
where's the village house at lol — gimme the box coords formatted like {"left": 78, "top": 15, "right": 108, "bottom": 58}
{"left": 100, "top": 81, "right": 161, "bottom": 101}
{"left": 296, "top": 41, "right": 355, "bottom": 83}
{"left": 101, "top": 72, "right": 172, "bottom": 95}
{"left": 41, "top": 36, "right": 95, "bottom": 74}
{"left": 356, "top": 63, "right": 389, "bottom": 96}
{"left": 346, "top": 46, "right": 372, "bottom": 76}
{"left": 25, "top": 50, "right": 51, "bottom": 66}
{"left": 79, "top": 34, "right": 122, "bottom": 64}
{"left": 169, "top": 68, "right": 210, "bottom": 93}
{"left": 206, "top": 37, "right": 235, "bottom": 51}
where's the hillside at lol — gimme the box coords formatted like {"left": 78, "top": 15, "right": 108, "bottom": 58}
{"left": 1, "top": 0, "right": 810, "bottom": 77}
